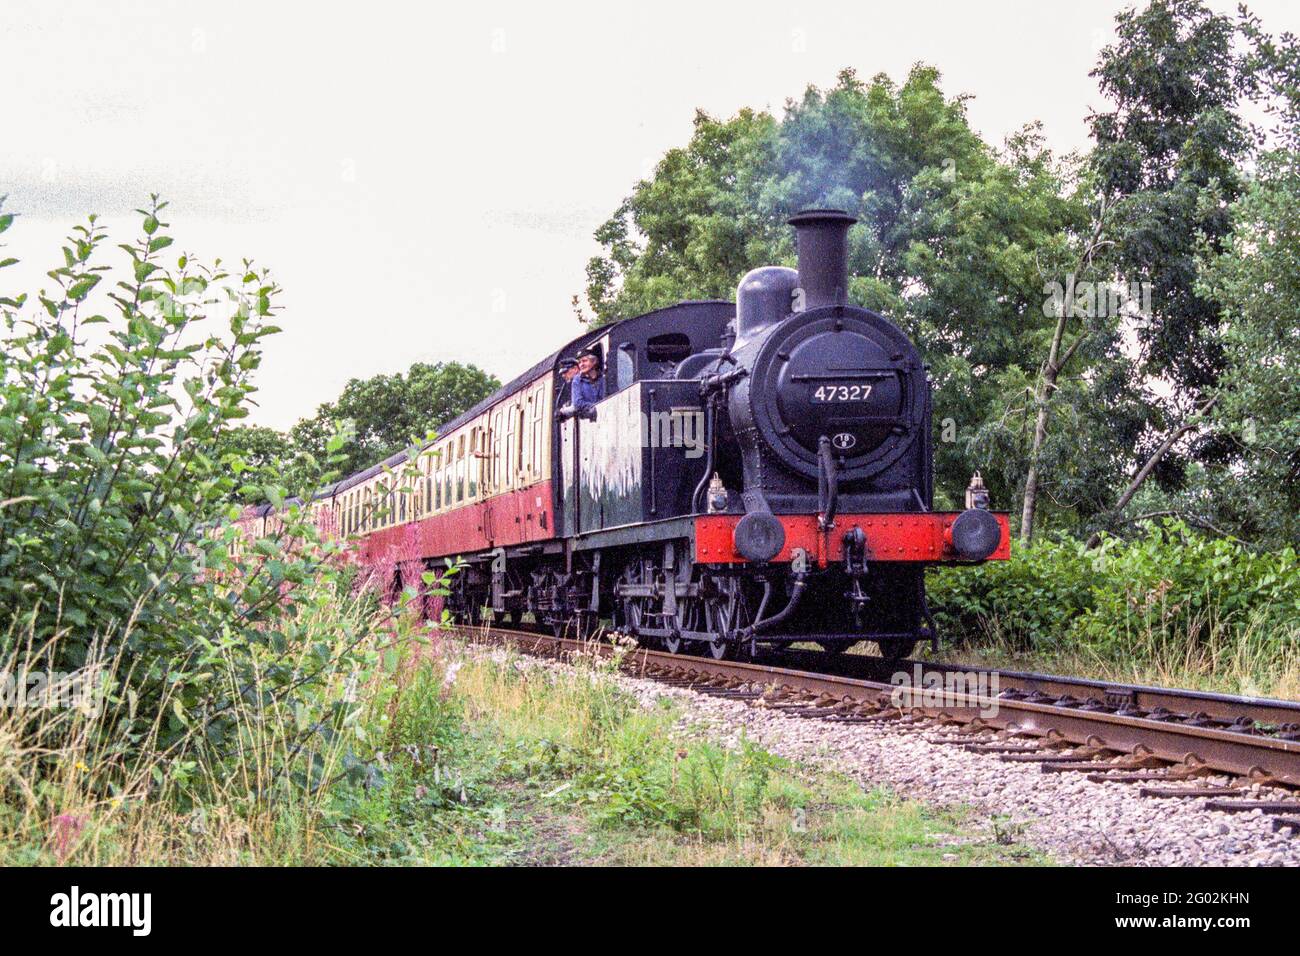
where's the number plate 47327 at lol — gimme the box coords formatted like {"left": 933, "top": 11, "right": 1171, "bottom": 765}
{"left": 811, "top": 384, "right": 873, "bottom": 403}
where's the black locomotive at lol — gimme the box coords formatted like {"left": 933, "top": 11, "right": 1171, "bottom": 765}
{"left": 325, "top": 208, "right": 1008, "bottom": 660}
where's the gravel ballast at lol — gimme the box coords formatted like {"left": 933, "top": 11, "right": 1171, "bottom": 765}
{"left": 465, "top": 643, "right": 1300, "bottom": 866}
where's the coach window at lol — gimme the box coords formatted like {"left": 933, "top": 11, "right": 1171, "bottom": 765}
{"left": 427, "top": 457, "right": 435, "bottom": 513}
{"left": 517, "top": 400, "right": 527, "bottom": 481}
{"left": 433, "top": 449, "right": 441, "bottom": 510}
{"left": 454, "top": 436, "right": 464, "bottom": 502}
{"left": 530, "top": 385, "right": 546, "bottom": 474}
{"left": 434, "top": 449, "right": 443, "bottom": 511}
{"left": 442, "top": 446, "right": 452, "bottom": 508}
{"left": 504, "top": 405, "right": 518, "bottom": 489}
{"left": 425, "top": 453, "right": 434, "bottom": 513}
{"left": 431, "top": 452, "right": 441, "bottom": 512}
{"left": 468, "top": 427, "right": 479, "bottom": 499}
{"left": 445, "top": 442, "right": 454, "bottom": 505}
{"left": 515, "top": 405, "right": 526, "bottom": 485}
{"left": 492, "top": 410, "right": 504, "bottom": 492}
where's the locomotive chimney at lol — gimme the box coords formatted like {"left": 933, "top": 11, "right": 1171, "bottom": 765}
{"left": 788, "top": 208, "right": 857, "bottom": 311}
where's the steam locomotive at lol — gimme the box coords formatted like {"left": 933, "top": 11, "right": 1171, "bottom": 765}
{"left": 275, "top": 209, "right": 1009, "bottom": 660}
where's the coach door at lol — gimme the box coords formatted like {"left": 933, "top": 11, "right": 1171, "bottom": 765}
{"left": 483, "top": 407, "right": 504, "bottom": 545}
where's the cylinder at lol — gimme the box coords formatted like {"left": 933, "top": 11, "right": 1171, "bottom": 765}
{"left": 787, "top": 208, "right": 857, "bottom": 311}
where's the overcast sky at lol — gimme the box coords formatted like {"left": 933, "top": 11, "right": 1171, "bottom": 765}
{"left": 4, "top": 0, "right": 1299, "bottom": 429}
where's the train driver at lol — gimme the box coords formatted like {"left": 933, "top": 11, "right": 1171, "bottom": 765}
{"left": 561, "top": 346, "right": 605, "bottom": 416}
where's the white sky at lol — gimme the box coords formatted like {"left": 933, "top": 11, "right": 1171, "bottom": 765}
{"left": 4, "top": 0, "right": 1299, "bottom": 430}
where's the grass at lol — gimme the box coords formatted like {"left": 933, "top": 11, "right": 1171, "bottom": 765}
{"left": 924, "top": 614, "right": 1300, "bottom": 702}
{"left": 0, "top": 589, "right": 406, "bottom": 866}
{"left": 0, "top": 596, "right": 1045, "bottom": 866}
{"left": 328, "top": 639, "right": 1045, "bottom": 866}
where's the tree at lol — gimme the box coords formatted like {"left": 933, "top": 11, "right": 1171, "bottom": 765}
{"left": 584, "top": 66, "right": 1139, "bottom": 524}
{"left": 582, "top": 107, "right": 778, "bottom": 323}
{"left": 209, "top": 424, "right": 295, "bottom": 503}
{"left": 1189, "top": 17, "right": 1300, "bottom": 544}
{"left": 0, "top": 196, "right": 394, "bottom": 801}
{"left": 291, "top": 361, "right": 500, "bottom": 477}
{"left": 1085, "top": 0, "right": 1256, "bottom": 512}
{"left": 0, "top": 195, "right": 317, "bottom": 659}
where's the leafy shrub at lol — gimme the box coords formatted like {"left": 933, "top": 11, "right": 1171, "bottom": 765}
{"left": 0, "top": 196, "right": 396, "bottom": 824}
{"left": 927, "top": 534, "right": 1098, "bottom": 649}
{"left": 928, "top": 519, "right": 1300, "bottom": 655}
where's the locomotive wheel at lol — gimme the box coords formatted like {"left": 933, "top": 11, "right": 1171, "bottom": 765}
{"left": 664, "top": 551, "right": 698, "bottom": 655}
{"left": 616, "top": 561, "right": 653, "bottom": 639}
{"left": 703, "top": 576, "right": 752, "bottom": 661}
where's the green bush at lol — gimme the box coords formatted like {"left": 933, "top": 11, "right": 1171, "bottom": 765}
{"left": 928, "top": 519, "right": 1300, "bottom": 655}
{"left": 0, "top": 196, "right": 385, "bottom": 812}
{"left": 926, "top": 534, "right": 1098, "bottom": 649}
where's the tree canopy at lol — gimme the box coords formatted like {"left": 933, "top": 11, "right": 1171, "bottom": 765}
{"left": 290, "top": 361, "right": 500, "bottom": 479}
{"left": 578, "top": 1, "right": 1300, "bottom": 548}
{"left": 211, "top": 360, "right": 500, "bottom": 503}
{"left": 582, "top": 65, "right": 1140, "bottom": 521}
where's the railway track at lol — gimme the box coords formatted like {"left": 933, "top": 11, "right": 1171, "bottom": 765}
{"left": 458, "top": 625, "right": 1300, "bottom": 833}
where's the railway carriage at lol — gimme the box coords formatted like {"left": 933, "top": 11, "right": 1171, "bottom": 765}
{"left": 274, "top": 209, "right": 1010, "bottom": 660}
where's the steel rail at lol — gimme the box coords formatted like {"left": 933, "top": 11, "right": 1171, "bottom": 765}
{"left": 774, "top": 649, "right": 1300, "bottom": 733}
{"left": 460, "top": 626, "right": 1300, "bottom": 788}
